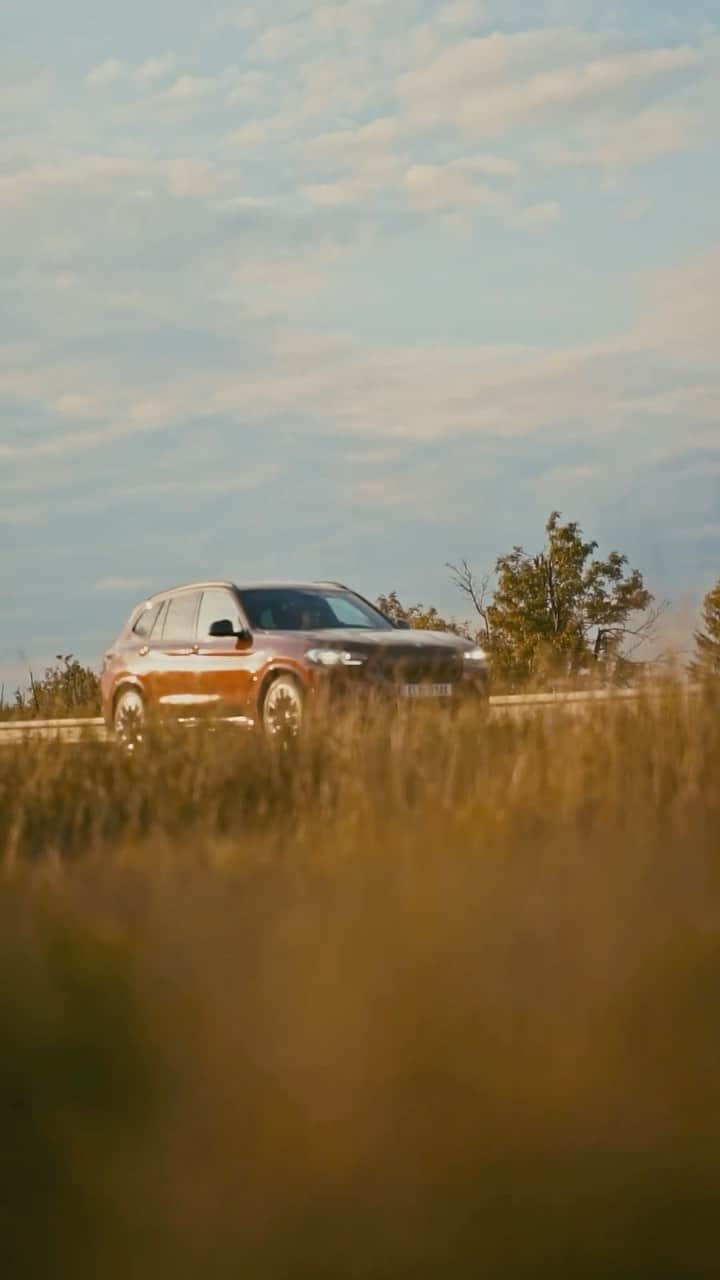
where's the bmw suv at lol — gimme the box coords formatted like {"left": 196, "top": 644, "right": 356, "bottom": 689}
{"left": 101, "top": 580, "right": 490, "bottom": 742}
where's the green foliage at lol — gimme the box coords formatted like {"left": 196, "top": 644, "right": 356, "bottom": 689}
{"left": 7, "top": 655, "right": 100, "bottom": 720}
{"left": 692, "top": 579, "right": 720, "bottom": 677}
{"left": 378, "top": 515, "right": 657, "bottom": 688}
{"left": 487, "top": 512, "right": 655, "bottom": 684}
{"left": 376, "top": 590, "right": 468, "bottom": 636}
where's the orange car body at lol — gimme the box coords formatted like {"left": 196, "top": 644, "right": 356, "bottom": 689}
{"left": 100, "top": 580, "right": 489, "bottom": 732}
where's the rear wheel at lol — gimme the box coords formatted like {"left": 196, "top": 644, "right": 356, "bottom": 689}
{"left": 113, "top": 687, "right": 145, "bottom": 751}
{"left": 261, "top": 675, "right": 304, "bottom": 740}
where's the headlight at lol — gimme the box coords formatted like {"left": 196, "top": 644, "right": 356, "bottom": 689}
{"left": 306, "top": 648, "right": 366, "bottom": 667}
{"left": 463, "top": 647, "right": 488, "bottom": 663}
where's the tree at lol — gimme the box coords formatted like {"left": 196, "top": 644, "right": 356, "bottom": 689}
{"left": 692, "top": 580, "right": 720, "bottom": 677}
{"left": 9, "top": 655, "right": 100, "bottom": 719}
{"left": 376, "top": 591, "right": 467, "bottom": 636}
{"left": 446, "top": 560, "right": 492, "bottom": 644}
{"left": 461, "top": 513, "right": 658, "bottom": 685}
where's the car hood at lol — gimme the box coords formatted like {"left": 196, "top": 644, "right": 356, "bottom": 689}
{"left": 272, "top": 628, "right": 472, "bottom": 653}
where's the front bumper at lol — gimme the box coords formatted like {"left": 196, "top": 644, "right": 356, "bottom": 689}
{"left": 307, "top": 663, "right": 490, "bottom": 706}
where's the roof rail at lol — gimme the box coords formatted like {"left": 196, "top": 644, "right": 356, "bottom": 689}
{"left": 143, "top": 579, "right": 235, "bottom": 601}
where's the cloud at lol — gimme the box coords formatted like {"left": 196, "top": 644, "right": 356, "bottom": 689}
{"left": 402, "top": 156, "right": 551, "bottom": 227}
{"left": 440, "top": 0, "right": 484, "bottom": 25}
{"left": 166, "top": 158, "right": 216, "bottom": 197}
{"left": 135, "top": 53, "right": 178, "bottom": 83}
{"left": 193, "top": 319, "right": 715, "bottom": 449}
{"left": 303, "top": 121, "right": 517, "bottom": 219}
{"left": 226, "top": 70, "right": 267, "bottom": 105}
{"left": 2, "top": 0, "right": 717, "bottom": 688}
{"left": 87, "top": 59, "right": 125, "bottom": 86}
{"left": 398, "top": 31, "right": 702, "bottom": 136}
{"left": 0, "top": 416, "right": 171, "bottom": 463}
{"left": 3, "top": 236, "right": 718, "bottom": 475}
{"left": 461, "top": 152, "right": 516, "bottom": 177}
{"left": 300, "top": 54, "right": 378, "bottom": 117}
{"left": 636, "top": 247, "right": 720, "bottom": 356}
{"left": 304, "top": 179, "right": 370, "bottom": 208}
{"left": 87, "top": 54, "right": 179, "bottom": 88}
{"left": 592, "top": 106, "right": 700, "bottom": 172}
{"left": 535, "top": 105, "right": 701, "bottom": 175}
{"left": 248, "top": 20, "right": 307, "bottom": 62}
{"left": 53, "top": 393, "right": 100, "bottom": 420}
{"left": 119, "top": 75, "right": 220, "bottom": 120}
{"left": 0, "top": 74, "right": 48, "bottom": 112}
{"left": 410, "top": 0, "right": 491, "bottom": 59}
{"left": 162, "top": 75, "right": 217, "bottom": 102}
{"left": 404, "top": 161, "right": 507, "bottom": 212}
{"left": 304, "top": 151, "right": 401, "bottom": 208}
{"left": 305, "top": 117, "right": 402, "bottom": 165}
{"left": 301, "top": 116, "right": 405, "bottom": 206}
{"left": 0, "top": 153, "right": 217, "bottom": 209}
{"left": 0, "top": 155, "right": 150, "bottom": 206}
{"left": 284, "top": 24, "right": 712, "bottom": 221}
{"left": 510, "top": 199, "right": 560, "bottom": 227}
{"left": 218, "top": 6, "right": 260, "bottom": 31}
{"left": 2, "top": 10, "right": 717, "bottom": 472}
{"left": 224, "top": 112, "right": 296, "bottom": 148}
{"left": 117, "top": 462, "right": 282, "bottom": 500}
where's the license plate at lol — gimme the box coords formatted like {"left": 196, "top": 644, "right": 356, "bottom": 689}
{"left": 400, "top": 683, "right": 454, "bottom": 699}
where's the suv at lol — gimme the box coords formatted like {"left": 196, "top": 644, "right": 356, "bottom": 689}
{"left": 101, "top": 580, "right": 490, "bottom": 742}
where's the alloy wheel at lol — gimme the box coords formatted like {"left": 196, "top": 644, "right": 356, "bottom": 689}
{"left": 262, "top": 677, "right": 303, "bottom": 740}
{"left": 114, "top": 688, "right": 145, "bottom": 751}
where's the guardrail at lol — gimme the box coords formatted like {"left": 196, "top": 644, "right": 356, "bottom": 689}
{"left": 0, "top": 717, "right": 108, "bottom": 744}
{"left": 489, "top": 684, "right": 700, "bottom": 710}
{"left": 0, "top": 685, "right": 699, "bottom": 743}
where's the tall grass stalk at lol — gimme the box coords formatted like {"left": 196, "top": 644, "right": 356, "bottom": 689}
{"left": 1, "top": 686, "right": 719, "bottom": 1277}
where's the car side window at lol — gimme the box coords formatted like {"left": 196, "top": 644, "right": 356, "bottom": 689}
{"left": 197, "top": 589, "right": 243, "bottom": 640}
{"left": 162, "top": 592, "right": 201, "bottom": 642}
{"left": 132, "top": 601, "right": 163, "bottom": 639}
{"left": 149, "top": 601, "right": 167, "bottom": 640}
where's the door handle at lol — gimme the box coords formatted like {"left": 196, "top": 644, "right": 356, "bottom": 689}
{"left": 139, "top": 646, "right": 150, "bottom": 657}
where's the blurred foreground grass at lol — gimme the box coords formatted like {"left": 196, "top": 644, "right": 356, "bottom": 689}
{"left": 1, "top": 688, "right": 719, "bottom": 1277}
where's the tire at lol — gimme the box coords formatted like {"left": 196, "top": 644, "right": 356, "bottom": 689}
{"left": 113, "top": 687, "right": 145, "bottom": 751}
{"left": 261, "top": 674, "right": 304, "bottom": 740}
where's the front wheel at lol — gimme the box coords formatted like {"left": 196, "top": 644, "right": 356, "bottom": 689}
{"left": 261, "top": 675, "right": 304, "bottom": 740}
{"left": 113, "top": 687, "right": 145, "bottom": 751}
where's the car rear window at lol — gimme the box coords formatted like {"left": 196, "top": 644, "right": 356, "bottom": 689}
{"left": 162, "top": 592, "right": 201, "bottom": 642}
{"left": 132, "top": 601, "right": 163, "bottom": 638}
{"left": 150, "top": 601, "right": 168, "bottom": 640}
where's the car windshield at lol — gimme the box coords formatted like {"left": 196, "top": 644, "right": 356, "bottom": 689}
{"left": 238, "top": 587, "right": 394, "bottom": 632}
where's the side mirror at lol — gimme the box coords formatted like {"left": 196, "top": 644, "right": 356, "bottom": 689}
{"left": 208, "top": 618, "right": 249, "bottom": 640}
{"left": 394, "top": 618, "right": 412, "bottom": 631}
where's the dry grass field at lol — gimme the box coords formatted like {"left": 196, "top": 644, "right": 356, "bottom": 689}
{"left": 1, "top": 688, "right": 719, "bottom": 1277}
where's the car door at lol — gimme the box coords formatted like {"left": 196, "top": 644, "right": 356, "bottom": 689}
{"left": 194, "top": 587, "right": 256, "bottom": 719}
{"left": 123, "top": 598, "right": 167, "bottom": 710}
{"left": 145, "top": 590, "right": 202, "bottom": 717}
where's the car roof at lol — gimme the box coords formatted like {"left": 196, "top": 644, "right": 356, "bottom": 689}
{"left": 237, "top": 580, "right": 350, "bottom": 592}
{"left": 141, "top": 579, "right": 351, "bottom": 604}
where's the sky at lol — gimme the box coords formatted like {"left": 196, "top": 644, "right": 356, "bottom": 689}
{"left": 1, "top": 0, "right": 719, "bottom": 687}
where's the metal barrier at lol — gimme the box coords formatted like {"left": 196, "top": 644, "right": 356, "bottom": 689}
{"left": 0, "top": 685, "right": 698, "bottom": 743}
{"left": 0, "top": 717, "right": 107, "bottom": 743}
